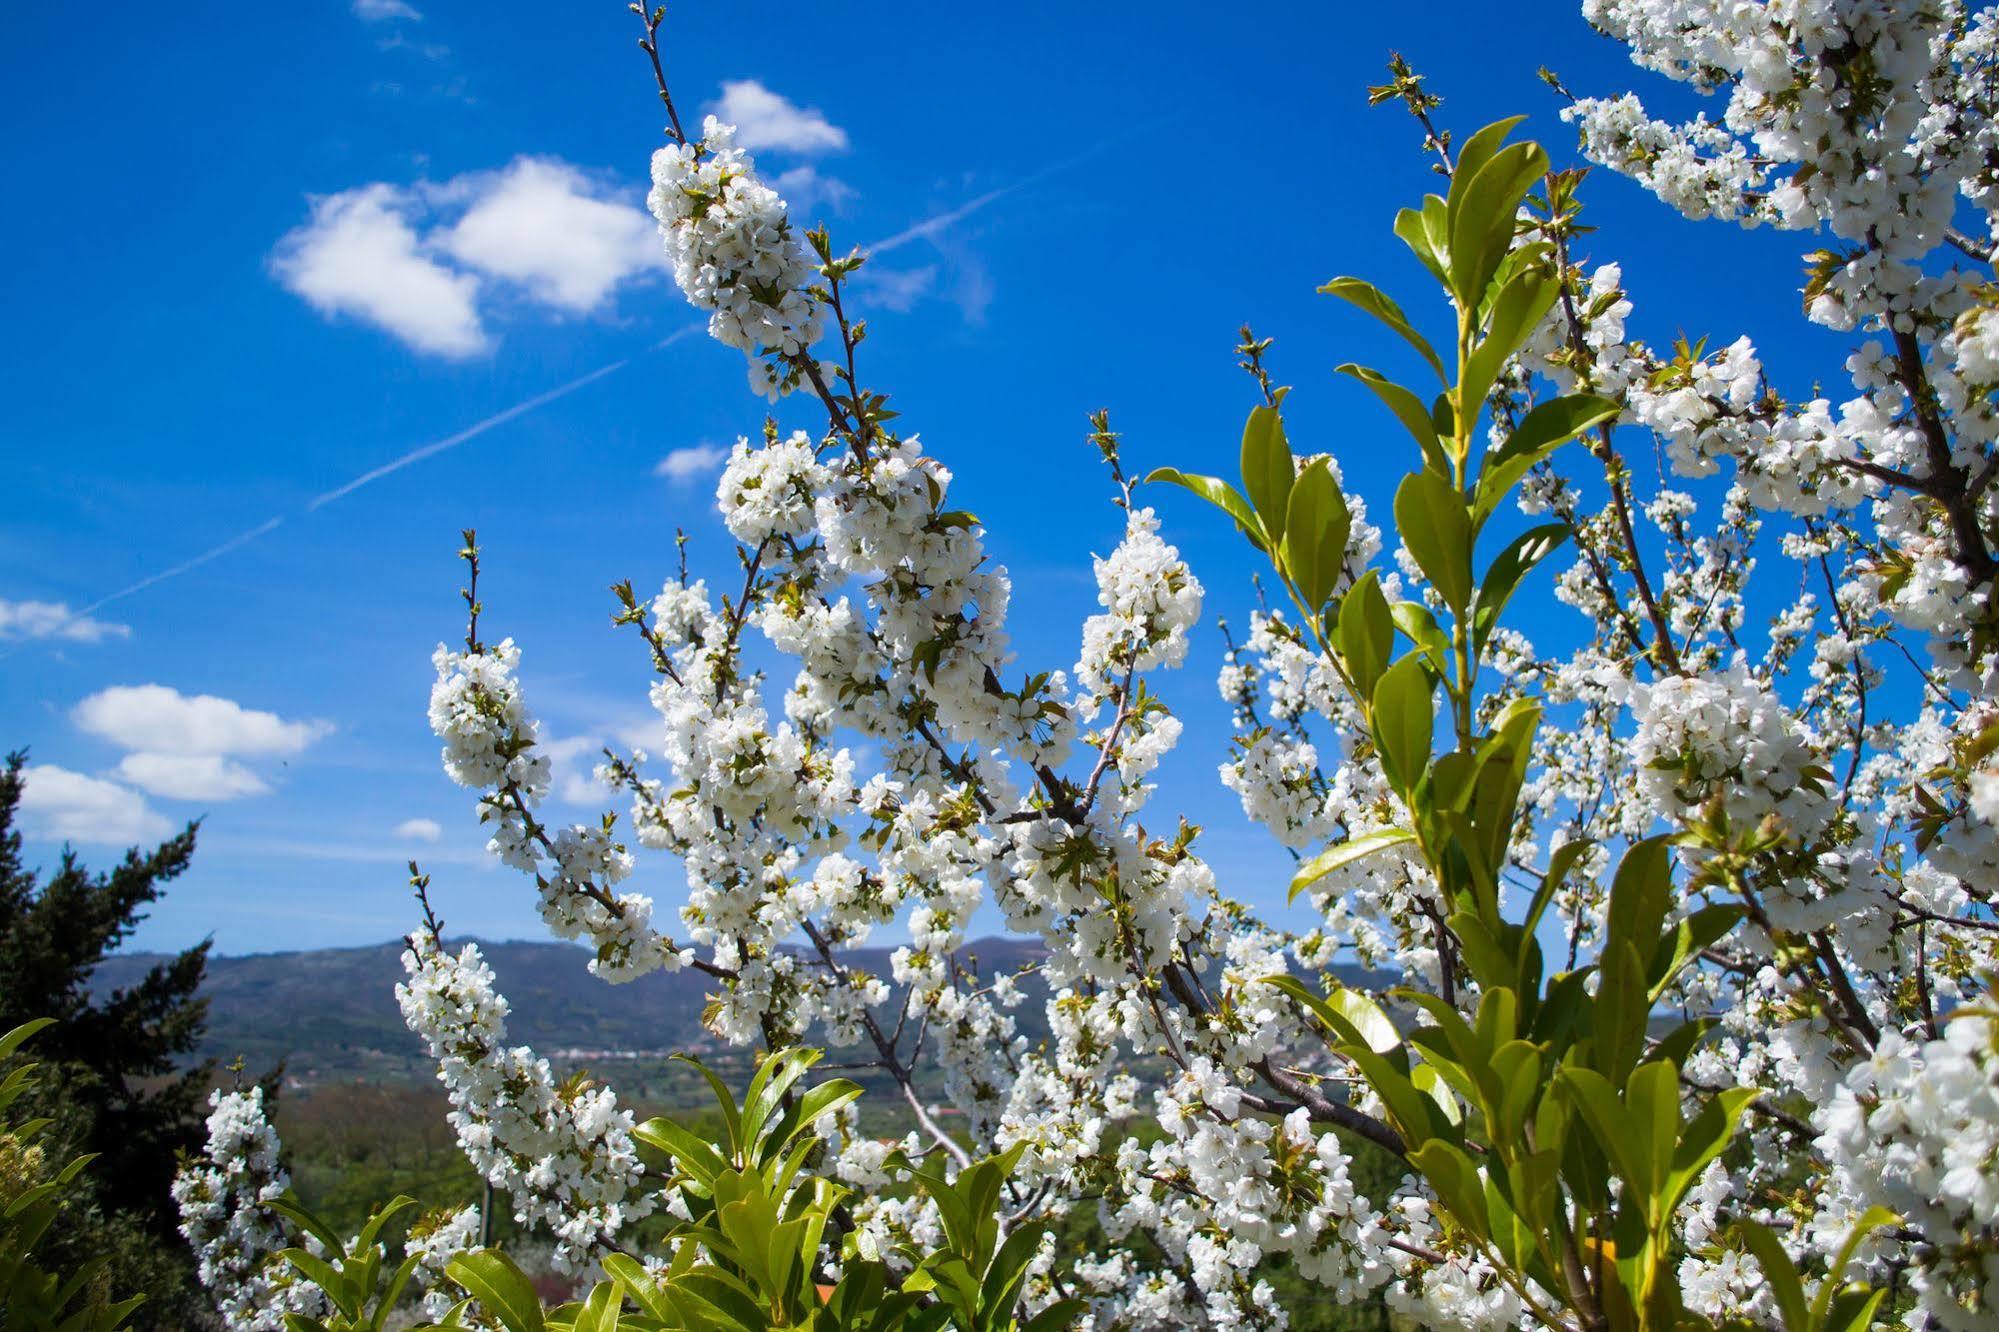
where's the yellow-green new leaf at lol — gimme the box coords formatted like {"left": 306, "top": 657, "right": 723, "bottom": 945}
{"left": 1290, "top": 828, "right": 1416, "bottom": 902}
{"left": 1320, "top": 277, "right": 1446, "bottom": 383}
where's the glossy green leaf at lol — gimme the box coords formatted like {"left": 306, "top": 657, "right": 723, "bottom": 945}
{"left": 1143, "top": 468, "right": 1266, "bottom": 552}
{"left": 446, "top": 1250, "right": 546, "bottom": 1332}
{"left": 1472, "top": 523, "right": 1569, "bottom": 656}
{"left": 1290, "top": 827, "right": 1416, "bottom": 902}
{"left": 1281, "top": 459, "right": 1352, "bottom": 614}
{"left": 1334, "top": 569, "right": 1395, "bottom": 697}
{"left": 1240, "top": 404, "right": 1295, "bottom": 547}
{"left": 1473, "top": 393, "right": 1621, "bottom": 528}
{"left": 1395, "top": 470, "right": 1473, "bottom": 611}
{"left": 1264, "top": 974, "right": 1401, "bottom": 1053}
{"left": 1448, "top": 140, "right": 1549, "bottom": 306}
{"left": 1320, "top": 276, "right": 1446, "bottom": 383}
{"left": 1338, "top": 364, "right": 1451, "bottom": 476}
{"left": 1370, "top": 655, "right": 1435, "bottom": 798}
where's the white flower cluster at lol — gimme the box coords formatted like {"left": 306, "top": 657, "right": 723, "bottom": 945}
{"left": 1077, "top": 507, "right": 1204, "bottom": 704}
{"left": 649, "top": 116, "right": 823, "bottom": 398}
{"left": 396, "top": 930, "right": 659, "bottom": 1271}
{"left": 374, "top": 25, "right": 1999, "bottom": 1321}
{"left": 429, "top": 638, "right": 686, "bottom": 982}
{"left": 1817, "top": 1008, "right": 1999, "bottom": 1328}
{"left": 406, "top": 1203, "right": 483, "bottom": 1320}
{"left": 1627, "top": 664, "right": 1832, "bottom": 843}
{"left": 171, "top": 1087, "right": 326, "bottom": 1331}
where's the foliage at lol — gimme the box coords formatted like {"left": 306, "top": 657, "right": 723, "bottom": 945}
{"left": 178, "top": 1, "right": 1999, "bottom": 1328}
{"left": 1161, "top": 116, "right": 1903, "bottom": 1330}
{"left": 249, "top": 1049, "right": 1076, "bottom": 1331}
{"left": 0, "top": 752, "right": 214, "bottom": 1327}
{"left": 0, "top": 1019, "right": 145, "bottom": 1331}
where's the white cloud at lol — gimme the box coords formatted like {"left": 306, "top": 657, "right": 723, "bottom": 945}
{"left": 17, "top": 765, "right": 171, "bottom": 845}
{"left": 653, "top": 443, "right": 730, "bottom": 485}
{"left": 773, "top": 165, "right": 855, "bottom": 217}
{"left": 437, "top": 158, "right": 661, "bottom": 312}
{"left": 270, "top": 185, "right": 486, "bottom": 357}
{"left": 543, "top": 735, "right": 611, "bottom": 806}
{"left": 710, "top": 80, "right": 848, "bottom": 154}
{"left": 395, "top": 817, "right": 443, "bottom": 842}
{"left": 73, "top": 685, "right": 332, "bottom": 758}
{"left": 273, "top": 158, "right": 663, "bottom": 355}
{"left": 0, "top": 599, "right": 129, "bottom": 644}
{"left": 855, "top": 264, "right": 937, "bottom": 313}
{"left": 353, "top": 0, "right": 421, "bottom": 18}
{"left": 115, "top": 753, "right": 270, "bottom": 801}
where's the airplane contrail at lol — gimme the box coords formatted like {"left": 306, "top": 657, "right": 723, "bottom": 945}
{"left": 81, "top": 517, "right": 287, "bottom": 614}
{"left": 73, "top": 129, "right": 1146, "bottom": 611}
{"left": 308, "top": 355, "right": 635, "bottom": 511}
{"left": 868, "top": 124, "right": 1160, "bottom": 256}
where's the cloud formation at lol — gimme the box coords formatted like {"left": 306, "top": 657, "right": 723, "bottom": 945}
{"left": 72, "top": 685, "right": 330, "bottom": 805}
{"left": 271, "top": 158, "right": 660, "bottom": 356}
{"left": 115, "top": 752, "right": 269, "bottom": 801}
{"left": 352, "top": 0, "right": 421, "bottom": 19}
{"left": 17, "top": 764, "right": 172, "bottom": 845}
{"left": 395, "top": 817, "right": 443, "bottom": 842}
{"left": 709, "top": 80, "right": 848, "bottom": 154}
{"left": 653, "top": 443, "right": 730, "bottom": 485}
{"left": 75, "top": 685, "right": 331, "bottom": 758}
{"left": 437, "top": 158, "right": 662, "bottom": 312}
{"left": 0, "top": 599, "right": 129, "bottom": 644}
{"left": 854, "top": 264, "right": 937, "bottom": 313}
{"left": 270, "top": 185, "right": 486, "bottom": 357}
{"left": 772, "top": 165, "right": 856, "bottom": 217}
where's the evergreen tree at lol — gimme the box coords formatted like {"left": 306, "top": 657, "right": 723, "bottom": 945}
{"left": 0, "top": 750, "right": 214, "bottom": 1326}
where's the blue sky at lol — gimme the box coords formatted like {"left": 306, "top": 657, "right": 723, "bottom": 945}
{"left": 0, "top": 2, "right": 1842, "bottom": 957}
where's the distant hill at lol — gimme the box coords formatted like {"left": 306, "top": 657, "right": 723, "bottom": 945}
{"left": 90, "top": 935, "right": 1049, "bottom": 1085}
{"left": 93, "top": 936, "right": 1388, "bottom": 1090}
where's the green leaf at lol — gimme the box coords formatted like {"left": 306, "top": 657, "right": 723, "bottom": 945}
{"left": 1334, "top": 570, "right": 1395, "bottom": 698}
{"left": 1556, "top": 1067, "right": 1648, "bottom": 1208}
{"left": 0, "top": 1019, "right": 55, "bottom": 1062}
{"left": 1393, "top": 200, "right": 1450, "bottom": 289}
{"left": 1447, "top": 140, "right": 1549, "bottom": 306}
{"left": 1663, "top": 1083, "right": 1760, "bottom": 1224}
{"left": 445, "top": 1250, "right": 546, "bottom": 1332}
{"left": 1473, "top": 393, "right": 1621, "bottom": 528}
{"left": 1389, "top": 601, "right": 1451, "bottom": 677}
{"left": 1811, "top": 1206, "right": 1898, "bottom": 1328}
{"left": 1290, "top": 828, "right": 1416, "bottom": 902}
{"left": 267, "top": 1194, "right": 345, "bottom": 1258}
{"left": 1264, "top": 975, "right": 1400, "bottom": 1054}
{"left": 1024, "top": 1300, "right": 1090, "bottom": 1332}
{"left": 672, "top": 1054, "right": 744, "bottom": 1161}
{"left": 1623, "top": 1059, "right": 1680, "bottom": 1206}
{"left": 634, "top": 1115, "right": 729, "bottom": 1190}
{"left": 1461, "top": 263, "right": 1558, "bottom": 414}
{"left": 1319, "top": 276, "right": 1446, "bottom": 383}
{"left": 1240, "top": 404, "right": 1295, "bottom": 547}
{"left": 1472, "top": 523, "right": 1569, "bottom": 656}
{"left": 1448, "top": 117, "right": 1529, "bottom": 208}
{"left": 1648, "top": 904, "right": 1746, "bottom": 1001}
{"left": 743, "top": 1047, "right": 822, "bottom": 1156}
{"left": 279, "top": 1249, "right": 356, "bottom": 1321}
{"left": 1730, "top": 1220, "right": 1810, "bottom": 1332}
{"left": 1522, "top": 839, "right": 1593, "bottom": 945}
{"left": 1338, "top": 365, "right": 1451, "bottom": 476}
{"left": 1369, "top": 655, "right": 1435, "bottom": 798}
{"left": 1409, "top": 1140, "right": 1491, "bottom": 1242}
{"left": 1142, "top": 469, "right": 1266, "bottom": 552}
{"left": 1280, "top": 460, "right": 1352, "bottom": 614}
{"left": 1395, "top": 471, "right": 1473, "bottom": 611}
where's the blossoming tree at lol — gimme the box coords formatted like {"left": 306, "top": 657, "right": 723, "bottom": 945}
{"left": 170, "top": 1, "right": 1999, "bottom": 1328}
